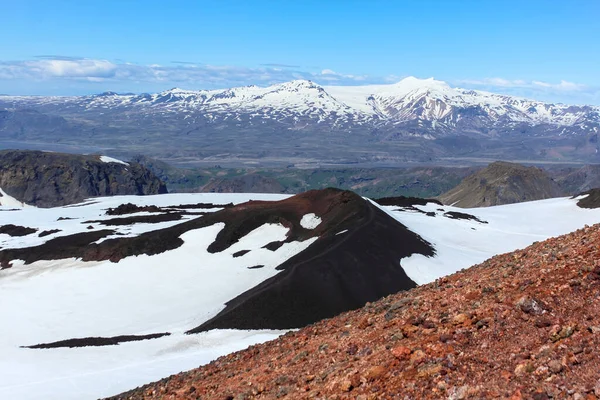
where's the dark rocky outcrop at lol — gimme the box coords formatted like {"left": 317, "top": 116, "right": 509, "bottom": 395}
{"left": 0, "top": 224, "right": 37, "bottom": 237}
{"left": 186, "top": 189, "right": 434, "bottom": 332}
{"left": 574, "top": 188, "right": 600, "bottom": 209}
{"left": 0, "top": 150, "right": 167, "bottom": 207}
{"left": 22, "top": 333, "right": 171, "bottom": 349}
{"left": 443, "top": 211, "right": 488, "bottom": 223}
{"left": 438, "top": 161, "right": 565, "bottom": 208}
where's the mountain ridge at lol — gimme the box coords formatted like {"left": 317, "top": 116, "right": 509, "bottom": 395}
{"left": 437, "top": 161, "right": 565, "bottom": 207}
{"left": 3, "top": 77, "right": 599, "bottom": 137}
{"left": 3, "top": 78, "right": 599, "bottom": 167}
{"left": 0, "top": 150, "right": 167, "bottom": 207}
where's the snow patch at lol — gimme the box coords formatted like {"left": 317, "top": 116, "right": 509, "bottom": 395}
{"left": 99, "top": 156, "right": 129, "bottom": 166}
{"left": 0, "top": 188, "right": 33, "bottom": 208}
{"left": 300, "top": 213, "right": 322, "bottom": 229}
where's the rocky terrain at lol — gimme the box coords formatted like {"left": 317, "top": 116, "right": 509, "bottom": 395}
{"left": 0, "top": 150, "right": 167, "bottom": 207}
{"left": 110, "top": 223, "right": 600, "bottom": 400}
{"left": 438, "top": 161, "right": 565, "bottom": 207}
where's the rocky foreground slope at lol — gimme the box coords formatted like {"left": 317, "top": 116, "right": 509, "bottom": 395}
{"left": 438, "top": 161, "right": 564, "bottom": 208}
{"left": 0, "top": 150, "right": 167, "bottom": 207}
{"left": 112, "top": 223, "right": 600, "bottom": 399}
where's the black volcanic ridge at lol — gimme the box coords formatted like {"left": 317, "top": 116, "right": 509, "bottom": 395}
{"left": 187, "top": 189, "right": 435, "bottom": 332}
{"left": 0, "top": 188, "right": 434, "bottom": 332}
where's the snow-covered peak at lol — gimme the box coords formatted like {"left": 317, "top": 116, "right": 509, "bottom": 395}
{"left": 378, "top": 77, "right": 459, "bottom": 103}
{"left": 273, "top": 80, "right": 322, "bottom": 91}
{"left": 390, "top": 76, "right": 453, "bottom": 93}
{"left": 160, "top": 87, "right": 201, "bottom": 95}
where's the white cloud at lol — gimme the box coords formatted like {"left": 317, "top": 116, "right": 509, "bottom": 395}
{"left": 35, "top": 59, "right": 117, "bottom": 78}
{"left": 532, "top": 80, "right": 587, "bottom": 91}
{"left": 0, "top": 58, "right": 378, "bottom": 88}
{"left": 455, "top": 77, "right": 599, "bottom": 104}
{"left": 458, "top": 77, "right": 589, "bottom": 92}
{"left": 0, "top": 57, "right": 598, "bottom": 104}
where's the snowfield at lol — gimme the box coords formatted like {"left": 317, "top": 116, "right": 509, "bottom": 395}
{"left": 379, "top": 197, "right": 600, "bottom": 285}
{"left": 1, "top": 192, "right": 600, "bottom": 399}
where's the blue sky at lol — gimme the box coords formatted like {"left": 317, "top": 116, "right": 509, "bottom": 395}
{"left": 1, "top": 0, "right": 599, "bottom": 104}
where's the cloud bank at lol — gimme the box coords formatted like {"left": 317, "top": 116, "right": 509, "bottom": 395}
{"left": 0, "top": 57, "right": 598, "bottom": 104}
{"left": 455, "top": 78, "right": 598, "bottom": 104}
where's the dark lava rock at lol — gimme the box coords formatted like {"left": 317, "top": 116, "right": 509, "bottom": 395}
{"left": 85, "top": 213, "right": 183, "bottom": 226}
{"left": 0, "top": 224, "right": 37, "bottom": 237}
{"left": 443, "top": 211, "right": 488, "bottom": 224}
{"left": 187, "top": 188, "right": 434, "bottom": 332}
{"left": 38, "top": 229, "right": 61, "bottom": 237}
{"left": 0, "top": 150, "right": 167, "bottom": 207}
{"left": 22, "top": 332, "right": 171, "bottom": 349}
{"left": 232, "top": 250, "right": 251, "bottom": 258}
{"left": 574, "top": 188, "right": 600, "bottom": 209}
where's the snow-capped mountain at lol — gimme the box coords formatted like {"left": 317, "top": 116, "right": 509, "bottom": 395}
{"left": 2, "top": 77, "right": 599, "bottom": 136}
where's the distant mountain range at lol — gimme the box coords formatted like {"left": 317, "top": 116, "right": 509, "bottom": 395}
{"left": 1, "top": 77, "right": 599, "bottom": 166}
{"left": 3, "top": 77, "right": 599, "bottom": 135}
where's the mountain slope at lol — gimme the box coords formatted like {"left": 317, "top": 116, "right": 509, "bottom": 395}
{"left": 188, "top": 189, "right": 433, "bottom": 332}
{"left": 0, "top": 150, "right": 167, "bottom": 207}
{"left": 2, "top": 190, "right": 600, "bottom": 399}
{"left": 110, "top": 223, "right": 600, "bottom": 400}
{"left": 438, "top": 161, "right": 565, "bottom": 207}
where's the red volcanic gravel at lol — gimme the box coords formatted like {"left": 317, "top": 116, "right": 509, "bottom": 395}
{"left": 110, "top": 224, "right": 600, "bottom": 400}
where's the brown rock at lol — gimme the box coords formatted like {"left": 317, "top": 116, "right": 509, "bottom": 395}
{"left": 514, "top": 362, "right": 533, "bottom": 376}
{"left": 440, "top": 333, "right": 453, "bottom": 343}
{"left": 391, "top": 346, "right": 411, "bottom": 360}
{"left": 548, "top": 360, "right": 563, "bottom": 374}
{"left": 516, "top": 296, "right": 545, "bottom": 315}
{"left": 364, "top": 365, "right": 386, "bottom": 382}
{"left": 452, "top": 313, "right": 470, "bottom": 325}
{"left": 339, "top": 379, "right": 353, "bottom": 392}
